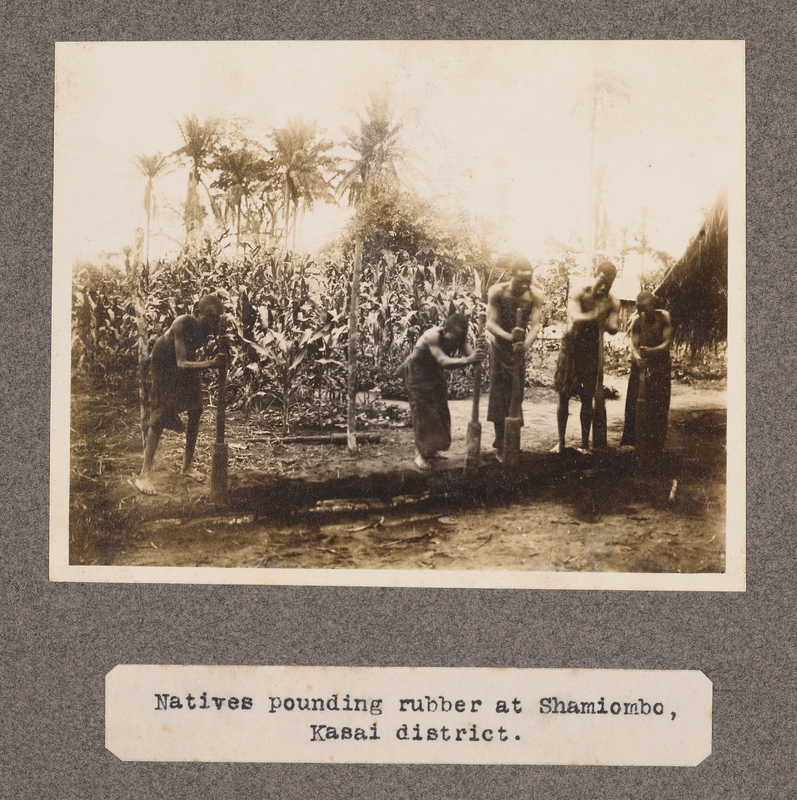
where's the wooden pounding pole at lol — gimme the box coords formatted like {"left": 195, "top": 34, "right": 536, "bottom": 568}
{"left": 209, "top": 320, "right": 229, "bottom": 506}
{"left": 502, "top": 308, "right": 525, "bottom": 470}
{"left": 347, "top": 238, "right": 363, "bottom": 455}
{"left": 464, "top": 313, "right": 487, "bottom": 476}
{"left": 634, "top": 361, "right": 652, "bottom": 463}
{"left": 592, "top": 317, "right": 607, "bottom": 449}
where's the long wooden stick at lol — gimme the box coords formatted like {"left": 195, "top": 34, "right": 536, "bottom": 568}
{"left": 247, "top": 433, "right": 382, "bottom": 445}
{"left": 592, "top": 317, "right": 607, "bottom": 448}
{"left": 464, "top": 313, "right": 487, "bottom": 476}
{"left": 347, "top": 238, "right": 363, "bottom": 455}
{"left": 210, "top": 320, "right": 230, "bottom": 505}
{"left": 503, "top": 308, "right": 525, "bottom": 469}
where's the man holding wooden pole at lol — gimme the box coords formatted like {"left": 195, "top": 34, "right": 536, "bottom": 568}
{"left": 135, "top": 294, "right": 226, "bottom": 495}
{"left": 398, "top": 312, "right": 486, "bottom": 471}
{"left": 486, "top": 257, "right": 544, "bottom": 463}
{"left": 552, "top": 260, "right": 620, "bottom": 453}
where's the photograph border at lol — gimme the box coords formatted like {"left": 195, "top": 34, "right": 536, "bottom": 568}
{"left": 49, "top": 39, "right": 746, "bottom": 591}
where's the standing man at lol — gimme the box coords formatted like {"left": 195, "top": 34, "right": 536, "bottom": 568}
{"left": 622, "top": 290, "right": 673, "bottom": 454}
{"left": 552, "top": 260, "right": 620, "bottom": 453}
{"left": 486, "top": 257, "right": 544, "bottom": 461}
{"left": 135, "top": 294, "right": 227, "bottom": 495}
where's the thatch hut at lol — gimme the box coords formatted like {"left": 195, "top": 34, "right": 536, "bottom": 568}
{"left": 655, "top": 190, "right": 728, "bottom": 353}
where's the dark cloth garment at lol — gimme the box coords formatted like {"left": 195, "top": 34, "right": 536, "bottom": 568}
{"left": 490, "top": 287, "right": 534, "bottom": 340}
{"left": 635, "top": 359, "right": 671, "bottom": 453}
{"left": 148, "top": 316, "right": 204, "bottom": 430}
{"left": 487, "top": 338, "right": 524, "bottom": 428}
{"left": 397, "top": 330, "right": 452, "bottom": 456}
{"left": 553, "top": 323, "right": 600, "bottom": 399}
{"left": 620, "top": 310, "right": 671, "bottom": 451}
{"left": 620, "top": 362, "right": 640, "bottom": 446}
{"left": 486, "top": 284, "right": 530, "bottom": 432}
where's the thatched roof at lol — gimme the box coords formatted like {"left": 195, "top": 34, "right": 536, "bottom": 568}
{"left": 655, "top": 190, "right": 728, "bottom": 352}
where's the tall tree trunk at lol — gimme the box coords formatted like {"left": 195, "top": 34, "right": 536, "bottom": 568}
{"left": 144, "top": 182, "right": 152, "bottom": 267}
{"left": 132, "top": 260, "right": 150, "bottom": 448}
{"left": 347, "top": 237, "right": 363, "bottom": 455}
{"left": 235, "top": 200, "right": 242, "bottom": 255}
{"left": 282, "top": 184, "right": 292, "bottom": 254}
{"left": 587, "top": 94, "right": 598, "bottom": 270}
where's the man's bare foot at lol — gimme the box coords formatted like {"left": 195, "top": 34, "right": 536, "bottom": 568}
{"left": 494, "top": 451, "right": 504, "bottom": 464}
{"left": 550, "top": 443, "right": 565, "bottom": 454}
{"left": 414, "top": 454, "right": 431, "bottom": 471}
{"left": 429, "top": 453, "right": 448, "bottom": 460}
{"left": 134, "top": 476, "right": 157, "bottom": 495}
{"left": 576, "top": 446, "right": 591, "bottom": 455}
{"left": 182, "top": 468, "right": 206, "bottom": 482}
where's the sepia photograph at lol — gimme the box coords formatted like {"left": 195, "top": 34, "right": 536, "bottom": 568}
{"left": 51, "top": 40, "right": 745, "bottom": 588}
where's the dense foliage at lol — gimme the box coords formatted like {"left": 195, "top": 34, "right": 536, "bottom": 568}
{"left": 72, "top": 246, "right": 485, "bottom": 433}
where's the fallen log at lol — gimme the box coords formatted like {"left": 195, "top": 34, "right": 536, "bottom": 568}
{"left": 248, "top": 432, "right": 382, "bottom": 445}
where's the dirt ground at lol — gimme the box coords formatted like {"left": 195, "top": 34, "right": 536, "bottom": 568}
{"left": 68, "top": 371, "right": 727, "bottom": 575}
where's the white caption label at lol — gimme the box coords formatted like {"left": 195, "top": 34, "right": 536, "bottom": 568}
{"left": 106, "top": 665, "right": 711, "bottom": 765}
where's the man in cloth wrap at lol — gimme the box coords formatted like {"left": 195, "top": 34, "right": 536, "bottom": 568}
{"left": 135, "top": 294, "right": 226, "bottom": 494}
{"left": 620, "top": 291, "right": 673, "bottom": 454}
{"left": 486, "top": 257, "right": 544, "bottom": 460}
{"left": 398, "top": 312, "right": 486, "bottom": 471}
{"left": 553, "top": 260, "right": 620, "bottom": 453}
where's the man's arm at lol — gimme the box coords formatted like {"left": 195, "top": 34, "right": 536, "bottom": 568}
{"left": 629, "top": 318, "right": 643, "bottom": 365}
{"left": 428, "top": 337, "right": 483, "bottom": 369}
{"left": 173, "top": 317, "right": 223, "bottom": 370}
{"left": 486, "top": 285, "right": 513, "bottom": 342}
{"left": 522, "top": 286, "right": 544, "bottom": 351}
{"left": 566, "top": 287, "right": 591, "bottom": 326}
{"left": 605, "top": 295, "right": 621, "bottom": 335}
{"left": 640, "top": 310, "right": 673, "bottom": 355}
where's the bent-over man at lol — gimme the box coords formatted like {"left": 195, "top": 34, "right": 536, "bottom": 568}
{"left": 552, "top": 260, "right": 620, "bottom": 453}
{"left": 135, "top": 294, "right": 226, "bottom": 495}
{"left": 486, "top": 257, "right": 544, "bottom": 460}
{"left": 398, "top": 312, "right": 486, "bottom": 471}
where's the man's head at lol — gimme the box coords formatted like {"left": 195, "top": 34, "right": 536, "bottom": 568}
{"left": 441, "top": 312, "right": 470, "bottom": 349}
{"left": 195, "top": 294, "right": 224, "bottom": 334}
{"left": 593, "top": 260, "right": 617, "bottom": 298}
{"left": 635, "top": 290, "right": 656, "bottom": 316}
{"left": 509, "top": 257, "right": 534, "bottom": 294}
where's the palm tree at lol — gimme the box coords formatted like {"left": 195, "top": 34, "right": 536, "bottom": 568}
{"left": 573, "top": 71, "right": 630, "bottom": 269}
{"left": 270, "top": 117, "right": 338, "bottom": 252}
{"left": 212, "top": 143, "right": 273, "bottom": 253}
{"left": 133, "top": 152, "right": 171, "bottom": 266}
{"left": 338, "top": 91, "right": 403, "bottom": 208}
{"left": 337, "top": 92, "right": 402, "bottom": 454}
{"left": 131, "top": 152, "right": 171, "bottom": 448}
{"left": 175, "top": 115, "right": 223, "bottom": 244}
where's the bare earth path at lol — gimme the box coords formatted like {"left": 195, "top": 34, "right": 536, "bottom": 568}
{"left": 69, "top": 377, "right": 727, "bottom": 575}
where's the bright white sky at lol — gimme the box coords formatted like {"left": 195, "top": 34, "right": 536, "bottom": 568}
{"left": 54, "top": 40, "right": 744, "bottom": 271}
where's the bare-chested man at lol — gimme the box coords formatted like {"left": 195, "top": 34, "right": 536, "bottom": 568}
{"left": 398, "top": 312, "right": 486, "bottom": 471}
{"left": 552, "top": 260, "right": 620, "bottom": 453}
{"left": 621, "top": 290, "right": 673, "bottom": 453}
{"left": 135, "top": 294, "right": 226, "bottom": 495}
{"left": 486, "top": 257, "right": 544, "bottom": 461}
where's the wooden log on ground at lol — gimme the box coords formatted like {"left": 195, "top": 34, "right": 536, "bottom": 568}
{"left": 248, "top": 433, "right": 382, "bottom": 445}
